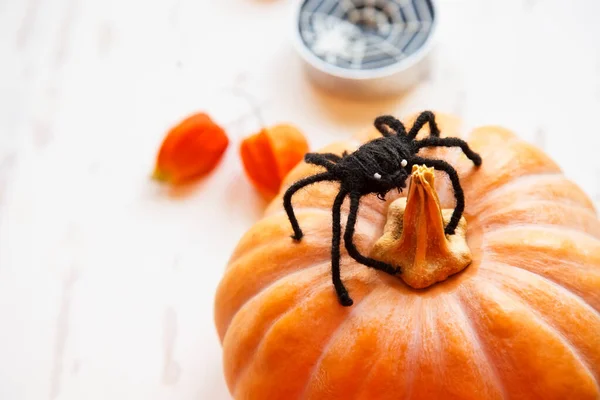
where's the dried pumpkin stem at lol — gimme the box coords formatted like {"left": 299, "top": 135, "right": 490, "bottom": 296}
{"left": 370, "top": 165, "right": 472, "bottom": 289}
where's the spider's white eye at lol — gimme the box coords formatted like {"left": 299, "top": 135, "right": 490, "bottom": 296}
{"left": 373, "top": 173, "right": 382, "bottom": 180}
{"left": 401, "top": 159, "right": 408, "bottom": 167}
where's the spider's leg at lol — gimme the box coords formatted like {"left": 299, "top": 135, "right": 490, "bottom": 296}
{"left": 331, "top": 189, "right": 353, "bottom": 307}
{"left": 415, "top": 137, "right": 482, "bottom": 166}
{"left": 284, "top": 172, "right": 334, "bottom": 241}
{"left": 344, "top": 192, "right": 401, "bottom": 275}
{"left": 320, "top": 153, "right": 343, "bottom": 163}
{"left": 412, "top": 156, "right": 464, "bottom": 235}
{"left": 374, "top": 115, "right": 407, "bottom": 137}
{"left": 305, "top": 153, "right": 338, "bottom": 170}
{"left": 408, "top": 110, "right": 440, "bottom": 139}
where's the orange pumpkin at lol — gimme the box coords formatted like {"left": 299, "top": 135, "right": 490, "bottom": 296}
{"left": 214, "top": 112, "right": 600, "bottom": 399}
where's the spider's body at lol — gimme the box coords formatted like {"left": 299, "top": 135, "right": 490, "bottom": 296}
{"left": 283, "top": 111, "right": 482, "bottom": 306}
{"left": 329, "top": 134, "right": 412, "bottom": 197}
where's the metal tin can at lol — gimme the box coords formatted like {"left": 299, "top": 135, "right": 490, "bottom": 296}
{"left": 292, "top": 0, "right": 437, "bottom": 98}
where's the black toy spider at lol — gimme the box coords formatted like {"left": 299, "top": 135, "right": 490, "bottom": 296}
{"left": 283, "top": 111, "right": 482, "bottom": 306}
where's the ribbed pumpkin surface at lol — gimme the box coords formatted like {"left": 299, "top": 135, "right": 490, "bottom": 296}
{"left": 214, "top": 113, "right": 600, "bottom": 400}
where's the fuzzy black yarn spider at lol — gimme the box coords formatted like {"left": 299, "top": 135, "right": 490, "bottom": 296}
{"left": 283, "top": 111, "right": 482, "bottom": 307}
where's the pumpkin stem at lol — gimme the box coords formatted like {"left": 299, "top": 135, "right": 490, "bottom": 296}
{"left": 370, "top": 165, "right": 472, "bottom": 289}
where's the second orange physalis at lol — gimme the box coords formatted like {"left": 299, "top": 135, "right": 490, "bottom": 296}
{"left": 240, "top": 124, "right": 309, "bottom": 200}
{"left": 153, "top": 113, "right": 229, "bottom": 184}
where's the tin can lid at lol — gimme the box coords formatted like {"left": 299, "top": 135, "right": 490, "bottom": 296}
{"left": 292, "top": 0, "right": 437, "bottom": 98}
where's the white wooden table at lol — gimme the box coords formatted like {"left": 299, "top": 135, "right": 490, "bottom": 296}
{"left": 1, "top": 0, "right": 599, "bottom": 399}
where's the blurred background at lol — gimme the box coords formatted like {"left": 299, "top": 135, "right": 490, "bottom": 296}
{"left": 1, "top": 0, "right": 599, "bottom": 399}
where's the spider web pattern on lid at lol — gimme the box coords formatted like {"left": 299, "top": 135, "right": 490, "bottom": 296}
{"left": 298, "top": 0, "right": 435, "bottom": 70}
